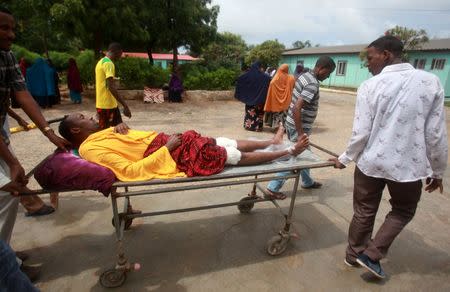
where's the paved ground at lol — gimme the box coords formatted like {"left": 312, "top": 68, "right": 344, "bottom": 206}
{"left": 8, "top": 91, "right": 450, "bottom": 291}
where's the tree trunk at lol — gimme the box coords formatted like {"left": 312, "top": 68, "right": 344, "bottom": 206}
{"left": 172, "top": 46, "right": 178, "bottom": 70}
{"left": 146, "top": 46, "right": 154, "bottom": 65}
{"left": 43, "top": 35, "right": 49, "bottom": 59}
{"left": 94, "top": 30, "right": 103, "bottom": 59}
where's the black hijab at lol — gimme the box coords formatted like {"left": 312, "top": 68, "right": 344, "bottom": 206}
{"left": 235, "top": 61, "right": 271, "bottom": 105}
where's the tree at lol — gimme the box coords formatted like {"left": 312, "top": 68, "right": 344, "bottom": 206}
{"left": 360, "top": 26, "right": 429, "bottom": 63}
{"left": 162, "top": 0, "right": 219, "bottom": 69}
{"left": 245, "top": 40, "right": 285, "bottom": 68}
{"left": 6, "top": 0, "right": 80, "bottom": 56}
{"left": 201, "top": 32, "right": 247, "bottom": 70}
{"left": 50, "top": 0, "right": 148, "bottom": 59}
{"left": 385, "top": 26, "right": 429, "bottom": 50}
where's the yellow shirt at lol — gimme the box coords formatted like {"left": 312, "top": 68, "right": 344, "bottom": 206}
{"left": 95, "top": 57, "right": 118, "bottom": 109}
{"left": 79, "top": 128, "right": 186, "bottom": 181}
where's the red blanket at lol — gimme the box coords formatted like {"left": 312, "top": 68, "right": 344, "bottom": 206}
{"left": 144, "top": 130, "right": 227, "bottom": 177}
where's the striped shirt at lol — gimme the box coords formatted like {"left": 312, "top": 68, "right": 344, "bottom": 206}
{"left": 0, "top": 50, "right": 27, "bottom": 145}
{"left": 285, "top": 71, "right": 320, "bottom": 140}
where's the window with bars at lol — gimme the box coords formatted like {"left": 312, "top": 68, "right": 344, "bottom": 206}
{"left": 413, "top": 59, "right": 426, "bottom": 69}
{"left": 431, "top": 59, "right": 446, "bottom": 70}
{"left": 336, "top": 61, "right": 347, "bottom": 76}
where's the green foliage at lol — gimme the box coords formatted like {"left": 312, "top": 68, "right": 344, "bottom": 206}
{"left": 201, "top": 32, "right": 247, "bottom": 70}
{"left": 11, "top": 44, "right": 41, "bottom": 64}
{"left": 115, "top": 57, "right": 170, "bottom": 89}
{"left": 75, "top": 50, "right": 96, "bottom": 85}
{"left": 48, "top": 51, "right": 75, "bottom": 71}
{"left": 245, "top": 40, "right": 285, "bottom": 68}
{"left": 385, "top": 26, "right": 429, "bottom": 50}
{"left": 385, "top": 26, "right": 429, "bottom": 60}
{"left": 360, "top": 26, "right": 429, "bottom": 63}
{"left": 184, "top": 67, "right": 239, "bottom": 90}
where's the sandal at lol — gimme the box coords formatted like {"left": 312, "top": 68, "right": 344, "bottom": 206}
{"left": 264, "top": 189, "right": 287, "bottom": 200}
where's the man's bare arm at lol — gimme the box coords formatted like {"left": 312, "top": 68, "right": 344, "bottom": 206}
{"left": 14, "top": 90, "right": 70, "bottom": 150}
{"left": 7, "top": 108, "right": 29, "bottom": 130}
{"left": 292, "top": 97, "right": 304, "bottom": 136}
{"left": 106, "top": 78, "right": 131, "bottom": 118}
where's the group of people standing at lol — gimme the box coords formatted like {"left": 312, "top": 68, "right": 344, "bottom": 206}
{"left": 235, "top": 60, "right": 310, "bottom": 132}
{"left": 15, "top": 56, "right": 83, "bottom": 108}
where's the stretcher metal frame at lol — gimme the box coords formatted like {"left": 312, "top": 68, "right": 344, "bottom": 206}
{"left": 20, "top": 138, "right": 337, "bottom": 288}
{"left": 96, "top": 144, "right": 337, "bottom": 288}
{"left": 15, "top": 118, "right": 339, "bottom": 287}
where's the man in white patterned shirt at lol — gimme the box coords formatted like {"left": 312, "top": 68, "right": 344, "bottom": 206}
{"left": 330, "top": 36, "right": 448, "bottom": 279}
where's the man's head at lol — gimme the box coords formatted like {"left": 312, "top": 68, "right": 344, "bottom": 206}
{"left": 0, "top": 6, "right": 15, "bottom": 51}
{"left": 314, "top": 56, "right": 336, "bottom": 81}
{"left": 366, "top": 35, "right": 404, "bottom": 75}
{"left": 107, "top": 42, "right": 123, "bottom": 61}
{"left": 59, "top": 113, "right": 100, "bottom": 147}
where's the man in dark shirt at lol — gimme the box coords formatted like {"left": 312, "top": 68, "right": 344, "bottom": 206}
{"left": 0, "top": 6, "right": 69, "bottom": 282}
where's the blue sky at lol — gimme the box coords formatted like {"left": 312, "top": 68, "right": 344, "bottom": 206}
{"left": 212, "top": 0, "right": 450, "bottom": 48}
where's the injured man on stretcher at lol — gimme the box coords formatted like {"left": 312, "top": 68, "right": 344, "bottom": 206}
{"left": 58, "top": 113, "right": 309, "bottom": 183}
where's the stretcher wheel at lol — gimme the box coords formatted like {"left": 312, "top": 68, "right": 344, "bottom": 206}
{"left": 99, "top": 268, "right": 127, "bottom": 288}
{"left": 266, "top": 234, "right": 290, "bottom": 256}
{"left": 238, "top": 197, "right": 255, "bottom": 213}
{"left": 111, "top": 215, "right": 133, "bottom": 230}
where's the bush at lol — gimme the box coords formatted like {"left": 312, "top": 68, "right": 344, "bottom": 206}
{"left": 184, "top": 67, "right": 239, "bottom": 90}
{"left": 76, "top": 50, "right": 96, "bottom": 85}
{"left": 116, "top": 57, "right": 170, "bottom": 89}
{"left": 48, "top": 51, "right": 75, "bottom": 71}
{"left": 11, "top": 44, "right": 41, "bottom": 64}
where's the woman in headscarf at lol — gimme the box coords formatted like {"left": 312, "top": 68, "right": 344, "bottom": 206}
{"left": 26, "top": 58, "right": 56, "bottom": 108}
{"left": 235, "top": 61, "right": 271, "bottom": 132}
{"left": 168, "top": 67, "right": 184, "bottom": 102}
{"left": 293, "top": 63, "right": 308, "bottom": 80}
{"left": 263, "top": 64, "right": 295, "bottom": 128}
{"left": 19, "top": 57, "right": 28, "bottom": 79}
{"left": 46, "top": 59, "right": 61, "bottom": 105}
{"left": 67, "top": 58, "right": 83, "bottom": 104}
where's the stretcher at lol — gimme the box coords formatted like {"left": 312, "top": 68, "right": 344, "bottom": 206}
{"left": 30, "top": 147, "right": 336, "bottom": 288}
{"left": 15, "top": 120, "right": 337, "bottom": 288}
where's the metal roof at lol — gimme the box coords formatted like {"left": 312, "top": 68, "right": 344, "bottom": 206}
{"left": 122, "top": 52, "right": 199, "bottom": 61}
{"left": 282, "top": 38, "right": 450, "bottom": 56}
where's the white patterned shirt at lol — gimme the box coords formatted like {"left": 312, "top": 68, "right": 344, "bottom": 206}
{"left": 338, "top": 63, "right": 448, "bottom": 182}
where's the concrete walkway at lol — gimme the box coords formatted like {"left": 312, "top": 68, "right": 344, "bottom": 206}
{"left": 8, "top": 91, "right": 450, "bottom": 291}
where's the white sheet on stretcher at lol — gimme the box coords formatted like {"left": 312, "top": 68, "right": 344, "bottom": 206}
{"left": 220, "top": 142, "right": 323, "bottom": 176}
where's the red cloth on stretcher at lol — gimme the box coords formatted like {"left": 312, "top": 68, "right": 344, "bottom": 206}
{"left": 144, "top": 130, "right": 227, "bottom": 177}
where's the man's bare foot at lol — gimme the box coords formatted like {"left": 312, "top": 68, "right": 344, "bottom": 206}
{"left": 291, "top": 134, "right": 309, "bottom": 156}
{"left": 50, "top": 192, "right": 59, "bottom": 209}
{"left": 272, "top": 123, "right": 285, "bottom": 145}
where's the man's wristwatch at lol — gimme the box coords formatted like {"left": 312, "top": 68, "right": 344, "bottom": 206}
{"left": 42, "top": 126, "right": 53, "bottom": 135}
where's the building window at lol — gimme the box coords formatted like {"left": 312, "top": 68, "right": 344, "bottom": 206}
{"left": 336, "top": 61, "right": 347, "bottom": 76}
{"left": 413, "top": 59, "right": 426, "bottom": 69}
{"left": 431, "top": 59, "right": 446, "bottom": 70}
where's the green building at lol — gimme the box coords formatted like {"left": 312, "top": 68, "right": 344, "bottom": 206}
{"left": 281, "top": 38, "right": 450, "bottom": 97}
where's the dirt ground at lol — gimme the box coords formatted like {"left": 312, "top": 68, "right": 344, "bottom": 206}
{"left": 8, "top": 91, "right": 450, "bottom": 291}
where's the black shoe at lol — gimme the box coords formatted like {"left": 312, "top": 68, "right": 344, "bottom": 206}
{"left": 25, "top": 204, "right": 55, "bottom": 217}
{"left": 20, "top": 264, "right": 40, "bottom": 282}
{"left": 356, "top": 254, "right": 386, "bottom": 279}
{"left": 301, "top": 181, "right": 322, "bottom": 189}
{"left": 344, "top": 257, "right": 360, "bottom": 267}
